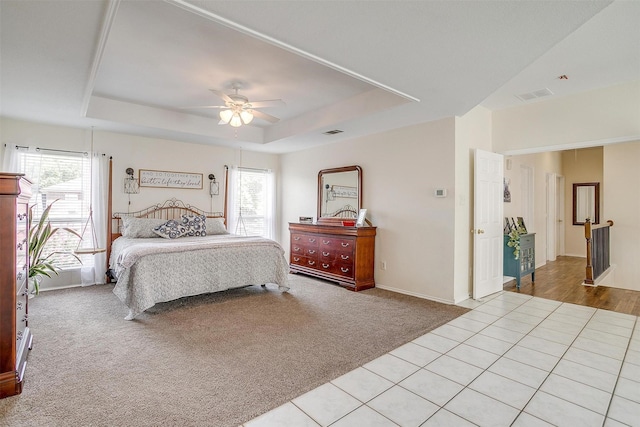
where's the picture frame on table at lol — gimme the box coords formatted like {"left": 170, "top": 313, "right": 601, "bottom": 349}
{"left": 356, "top": 209, "right": 368, "bottom": 227}
{"left": 517, "top": 217, "right": 527, "bottom": 233}
{"left": 504, "top": 217, "right": 512, "bottom": 234}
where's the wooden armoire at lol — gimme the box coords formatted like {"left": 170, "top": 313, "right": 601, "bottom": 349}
{"left": 0, "top": 172, "right": 33, "bottom": 398}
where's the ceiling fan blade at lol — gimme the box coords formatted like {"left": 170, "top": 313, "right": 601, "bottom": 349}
{"left": 209, "top": 89, "right": 234, "bottom": 104}
{"left": 247, "top": 99, "right": 286, "bottom": 109}
{"left": 251, "top": 109, "right": 280, "bottom": 123}
{"left": 180, "top": 105, "right": 226, "bottom": 109}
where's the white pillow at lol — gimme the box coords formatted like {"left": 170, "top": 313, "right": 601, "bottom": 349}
{"left": 206, "top": 217, "right": 228, "bottom": 235}
{"left": 121, "top": 217, "right": 166, "bottom": 238}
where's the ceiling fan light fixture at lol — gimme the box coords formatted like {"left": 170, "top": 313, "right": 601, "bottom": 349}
{"left": 229, "top": 113, "right": 243, "bottom": 127}
{"left": 219, "top": 109, "right": 233, "bottom": 123}
{"left": 240, "top": 110, "right": 254, "bottom": 125}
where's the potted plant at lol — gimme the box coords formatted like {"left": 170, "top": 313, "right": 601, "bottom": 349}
{"left": 28, "top": 200, "right": 82, "bottom": 295}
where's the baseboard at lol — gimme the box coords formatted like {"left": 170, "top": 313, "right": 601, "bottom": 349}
{"left": 375, "top": 284, "right": 455, "bottom": 305}
{"left": 39, "top": 283, "right": 83, "bottom": 292}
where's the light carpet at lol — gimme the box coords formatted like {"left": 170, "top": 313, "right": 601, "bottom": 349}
{"left": 0, "top": 274, "right": 468, "bottom": 427}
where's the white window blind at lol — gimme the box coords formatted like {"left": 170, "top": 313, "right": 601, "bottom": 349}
{"left": 228, "top": 167, "right": 275, "bottom": 239}
{"left": 17, "top": 149, "right": 92, "bottom": 269}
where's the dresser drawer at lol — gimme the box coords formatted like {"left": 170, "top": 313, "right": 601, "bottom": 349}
{"left": 520, "top": 234, "right": 534, "bottom": 247}
{"left": 291, "top": 244, "right": 319, "bottom": 258}
{"left": 291, "top": 233, "right": 319, "bottom": 247}
{"left": 16, "top": 268, "right": 27, "bottom": 292}
{"left": 16, "top": 290, "right": 28, "bottom": 345}
{"left": 319, "top": 236, "right": 355, "bottom": 252}
{"left": 291, "top": 255, "right": 319, "bottom": 269}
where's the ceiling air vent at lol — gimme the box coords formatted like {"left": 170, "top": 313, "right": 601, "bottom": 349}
{"left": 515, "top": 88, "right": 554, "bottom": 102}
{"left": 323, "top": 129, "right": 344, "bottom": 135}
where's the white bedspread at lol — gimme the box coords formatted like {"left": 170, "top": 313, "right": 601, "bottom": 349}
{"left": 110, "top": 234, "right": 289, "bottom": 320}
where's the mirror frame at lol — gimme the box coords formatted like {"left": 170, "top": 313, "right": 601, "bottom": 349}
{"left": 572, "top": 182, "right": 600, "bottom": 225}
{"left": 317, "top": 165, "right": 362, "bottom": 225}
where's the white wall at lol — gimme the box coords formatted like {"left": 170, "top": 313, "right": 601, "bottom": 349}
{"left": 504, "top": 152, "right": 563, "bottom": 266}
{"left": 493, "top": 81, "right": 640, "bottom": 291}
{"left": 493, "top": 80, "right": 640, "bottom": 153}
{"left": 561, "top": 147, "right": 603, "bottom": 257}
{"left": 603, "top": 141, "right": 640, "bottom": 291}
{"left": 1, "top": 118, "right": 279, "bottom": 289}
{"left": 281, "top": 118, "right": 458, "bottom": 304}
{"left": 454, "top": 106, "right": 492, "bottom": 302}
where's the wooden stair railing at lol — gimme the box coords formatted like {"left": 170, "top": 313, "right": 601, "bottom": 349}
{"left": 584, "top": 218, "right": 614, "bottom": 285}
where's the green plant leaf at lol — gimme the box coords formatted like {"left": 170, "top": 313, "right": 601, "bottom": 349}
{"left": 28, "top": 199, "right": 83, "bottom": 289}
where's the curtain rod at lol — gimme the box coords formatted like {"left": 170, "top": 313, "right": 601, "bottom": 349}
{"left": 3, "top": 144, "right": 28, "bottom": 149}
{"left": 37, "top": 147, "right": 88, "bottom": 156}
{"left": 224, "top": 165, "right": 270, "bottom": 172}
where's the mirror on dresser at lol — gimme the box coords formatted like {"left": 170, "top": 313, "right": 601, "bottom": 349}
{"left": 316, "top": 165, "right": 362, "bottom": 225}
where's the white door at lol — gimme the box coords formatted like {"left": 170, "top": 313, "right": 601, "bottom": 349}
{"left": 547, "top": 173, "right": 557, "bottom": 261}
{"left": 473, "top": 149, "right": 504, "bottom": 299}
{"left": 556, "top": 175, "right": 565, "bottom": 256}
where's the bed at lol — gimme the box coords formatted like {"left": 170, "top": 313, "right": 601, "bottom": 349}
{"left": 107, "top": 198, "right": 289, "bottom": 320}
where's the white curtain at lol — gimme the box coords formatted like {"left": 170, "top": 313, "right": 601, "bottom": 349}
{"left": 2, "top": 144, "right": 22, "bottom": 172}
{"left": 227, "top": 165, "right": 242, "bottom": 235}
{"left": 80, "top": 152, "right": 109, "bottom": 286}
{"left": 264, "top": 169, "right": 275, "bottom": 240}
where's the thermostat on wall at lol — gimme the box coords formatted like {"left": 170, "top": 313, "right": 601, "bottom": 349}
{"left": 435, "top": 189, "right": 447, "bottom": 198}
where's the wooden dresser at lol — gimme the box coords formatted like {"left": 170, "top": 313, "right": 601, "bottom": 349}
{"left": 289, "top": 223, "right": 376, "bottom": 291}
{"left": 0, "top": 173, "right": 33, "bottom": 399}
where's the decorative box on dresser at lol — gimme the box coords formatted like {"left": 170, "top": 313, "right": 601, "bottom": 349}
{"left": 0, "top": 173, "right": 33, "bottom": 399}
{"left": 289, "top": 223, "right": 376, "bottom": 291}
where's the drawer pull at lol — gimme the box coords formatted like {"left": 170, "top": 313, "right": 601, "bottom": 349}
{"left": 308, "top": 238, "right": 316, "bottom": 243}
{"left": 293, "top": 257, "right": 300, "bottom": 262}
{"left": 17, "top": 331, "right": 23, "bottom": 341}
{"left": 322, "top": 252, "right": 330, "bottom": 257}
{"left": 17, "top": 213, "right": 27, "bottom": 221}
{"left": 17, "top": 271, "right": 23, "bottom": 280}
{"left": 17, "top": 302, "right": 23, "bottom": 310}
{"left": 308, "top": 250, "right": 316, "bottom": 255}
{"left": 341, "top": 267, "right": 350, "bottom": 273}
{"left": 293, "top": 236, "right": 300, "bottom": 241}
{"left": 322, "top": 263, "right": 330, "bottom": 269}
{"left": 341, "top": 255, "right": 350, "bottom": 260}
{"left": 21, "top": 315, "right": 28, "bottom": 322}
{"left": 293, "top": 246, "right": 301, "bottom": 252}
{"left": 322, "top": 240, "right": 331, "bottom": 245}
{"left": 341, "top": 242, "right": 350, "bottom": 247}
{"left": 17, "top": 242, "right": 25, "bottom": 250}
{"left": 308, "top": 260, "right": 315, "bottom": 266}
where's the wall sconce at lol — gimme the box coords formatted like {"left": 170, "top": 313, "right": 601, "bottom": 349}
{"left": 124, "top": 167, "right": 139, "bottom": 194}
{"left": 208, "top": 173, "right": 219, "bottom": 196}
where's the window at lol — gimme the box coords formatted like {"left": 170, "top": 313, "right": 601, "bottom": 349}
{"left": 228, "top": 167, "right": 275, "bottom": 239}
{"left": 16, "top": 149, "right": 92, "bottom": 270}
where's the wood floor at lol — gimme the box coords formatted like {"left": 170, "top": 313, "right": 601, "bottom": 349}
{"left": 504, "top": 256, "right": 640, "bottom": 316}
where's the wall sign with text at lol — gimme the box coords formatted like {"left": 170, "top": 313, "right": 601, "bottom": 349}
{"left": 139, "top": 169, "right": 203, "bottom": 189}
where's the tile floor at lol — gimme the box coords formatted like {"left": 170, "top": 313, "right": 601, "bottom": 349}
{"left": 243, "top": 291, "right": 640, "bottom": 427}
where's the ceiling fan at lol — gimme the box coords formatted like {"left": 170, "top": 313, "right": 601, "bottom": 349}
{"left": 183, "top": 85, "right": 285, "bottom": 127}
